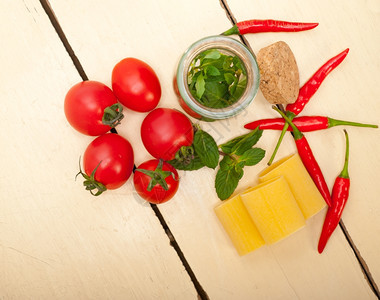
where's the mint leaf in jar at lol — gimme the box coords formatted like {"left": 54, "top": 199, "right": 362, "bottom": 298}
{"left": 195, "top": 74, "right": 206, "bottom": 99}
{"left": 187, "top": 49, "right": 248, "bottom": 109}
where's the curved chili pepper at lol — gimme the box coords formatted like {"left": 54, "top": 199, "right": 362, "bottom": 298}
{"left": 267, "top": 48, "right": 350, "bottom": 165}
{"left": 273, "top": 106, "right": 332, "bottom": 207}
{"left": 222, "top": 19, "right": 318, "bottom": 35}
{"left": 286, "top": 48, "right": 349, "bottom": 116}
{"left": 318, "top": 130, "right": 350, "bottom": 253}
{"left": 244, "top": 116, "right": 378, "bottom": 131}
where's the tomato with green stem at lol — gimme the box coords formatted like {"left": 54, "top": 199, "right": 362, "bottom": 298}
{"left": 77, "top": 133, "right": 134, "bottom": 195}
{"left": 64, "top": 80, "right": 124, "bottom": 136}
{"left": 134, "top": 159, "right": 179, "bottom": 204}
{"left": 141, "top": 108, "right": 194, "bottom": 161}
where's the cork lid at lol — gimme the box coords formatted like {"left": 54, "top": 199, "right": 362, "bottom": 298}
{"left": 257, "top": 41, "right": 300, "bottom": 104}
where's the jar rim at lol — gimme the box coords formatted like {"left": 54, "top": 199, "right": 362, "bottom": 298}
{"left": 176, "top": 35, "right": 260, "bottom": 120}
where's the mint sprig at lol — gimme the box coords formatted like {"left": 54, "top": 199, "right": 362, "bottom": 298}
{"left": 168, "top": 124, "right": 265, "bottom": 201}
{"left": 215, "top": 128, "right": 265, "bottom": 200}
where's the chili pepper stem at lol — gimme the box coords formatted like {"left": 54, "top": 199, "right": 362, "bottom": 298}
{"left": 328, "top": 117, "right": 378, "bottom": 129}
{"left": 221, "top": 25, "right": 240, "bottom": 36}
{"left": 267, "top": 123, "right": 289, "bottom": 165}
{"left": 340, "top": 130, "right": 350, "bottom": 178}
{"left": 272, "top": 106, "right": 302, "bottom": 139}
{"left": 267, "top": 107, "right": 294, "bottom": 165}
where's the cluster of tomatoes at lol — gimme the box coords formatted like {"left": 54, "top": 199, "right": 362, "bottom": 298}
{"left": 64, "top": 58, "right": 194, "bottom": 204}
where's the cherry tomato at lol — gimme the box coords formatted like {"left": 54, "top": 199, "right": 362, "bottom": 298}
{"left": 80, "top": 133, "right": 134, "bottom": 195}
{"left": 64, "top": 81, "right": 123, "bottom": 136}
{"left": 134, "top": 159, "right": 179, "bottom": 204}
{"left": 112, "top": 58, "right": 161, "bottom": 112}
{"left": 141, "top": 108, "right": 194, "bottom": 161}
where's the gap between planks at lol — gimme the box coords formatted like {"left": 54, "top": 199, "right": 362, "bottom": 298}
{"left": 220, "top": 0, "right": 380, "bottom": 297}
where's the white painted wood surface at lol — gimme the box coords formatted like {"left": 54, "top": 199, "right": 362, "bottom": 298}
{"left": 0, "top": 1, "right": 196, "bottom": 299}
{"left": 1, "top": 0, "right": 379, "bottom": 299}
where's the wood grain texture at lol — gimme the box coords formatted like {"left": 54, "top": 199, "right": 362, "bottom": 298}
{"left": 0, "top": 1, "right": 196, "bottom": 299}
{"left": 46, "top": 0, "right": 380, "bottom": 298}
{"left": 2, "top": 0, "right": 379, "bottom": 299}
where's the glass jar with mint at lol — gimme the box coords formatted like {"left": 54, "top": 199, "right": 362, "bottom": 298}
{"left": 175, "top": 35, "right": 260, "bottom": 121}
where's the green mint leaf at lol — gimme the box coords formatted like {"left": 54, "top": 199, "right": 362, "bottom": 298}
{"left": 224, "top": 73, "right": 235, "bottom": 85}
{"left": 204, "top": 49, "right": 221, "bottom": 60}
{"left": 231, "top": 128, "right": 263, "bottom": 155}
{"left": 193, "top": 129, "right": 219, "bottom": 169}
{"left": 204, "top": 81, "right": 228, "bottom": 102}
{"left": 231, "top": 76, "right": 247, "bottom": 100}
{"left": 220, "top": 135, "right": 245, "bottom": 154}
{"left": 206, "top": 65, "right": 220, "bottom": 76}
{"left": 195, "top": 73, "right": 205, "bottom": 99}
{"left": 238, "top": 148, "right": 266, "bottom": 166}
{"left": 233, "top": 56, "right": 246, "bottom": 75}
{"left": 219, "top": 155, "right": 236, "bottom": 171}
{"left": 227, "top": 74, "right": 239, "bottom": 95}
{"left": 215, "top": 166, "right": 243, "bottom": 200}
{"left": 204, "top": 74, "right": 225, "bottom": 83}
{"left": 234, "top": 162, "right": 244, "bottom": 175}
{"left": 189, "top": 71, "right": 200, "bottom": 90}
{"left": 223, "top": 56, "right": 233, "bottom": 70}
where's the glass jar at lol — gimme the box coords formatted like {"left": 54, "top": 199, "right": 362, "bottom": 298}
{"left": 174, "top": 35, "right": 260, "bottom": 121}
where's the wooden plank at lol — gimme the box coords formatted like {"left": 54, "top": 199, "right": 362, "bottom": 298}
{"left": 0, "top": 1, "right": 196, "bottom": 299}
{"left": 225, "top": 0, "right": 380, "bottom": 294}
{"left": 41, "top": 0, "right": 379, "bottom": 299}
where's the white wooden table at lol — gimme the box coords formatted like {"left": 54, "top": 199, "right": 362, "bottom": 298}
{"left": 1, "top": 0, "right": 379, "bottom": 299}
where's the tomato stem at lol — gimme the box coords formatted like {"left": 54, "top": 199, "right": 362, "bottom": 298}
{"left": 75, "top": 158, "right": 107, "bottom": 196}
{"left": 135, "top": 159, "right": 173, "bottom": 191}
{"left": 102, "top": 103, "right": 124, "bottom": 128}
{"left": 175, "top": 145, "right": 195, "bottom": 165}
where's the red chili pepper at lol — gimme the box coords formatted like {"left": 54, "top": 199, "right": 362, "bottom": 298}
{"left": 286, "top": 48, "right": 349, "bottom": 116}
{"left": 267, "top": 48, "right": 349, "bottom": 165}
{"left": 318, "top": 130, "right": 350, "bottom": 253}
{"left": 244, "top": 116, "right": 378, "bottom": 131}
{"left": 222, "top": 19, "right": 318, "bottom": 35}
{"left": 273, "top": 106, "right": 332, "bottom": 207}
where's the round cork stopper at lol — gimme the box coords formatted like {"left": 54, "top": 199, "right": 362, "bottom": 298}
{"left": 257, "top": 41, "right": 299, "bottom": 104}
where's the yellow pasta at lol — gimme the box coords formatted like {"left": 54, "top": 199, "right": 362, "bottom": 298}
{"left": 241, "top": 176, "right": 306, "bottom": 245}
{"left": 214, "top": 194, "right": 265, "bottom": 255}
{"left": 259, "top": 153, "right": 326, "bottom": 219}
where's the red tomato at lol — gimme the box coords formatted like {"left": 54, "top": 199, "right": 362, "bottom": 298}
{"left": 82, "top": 133, "right": 134, "bottom": 193}
{"left": 112, "top": 58, "right": 161, "bottom": 112}
{"left": 64, "top": 81, "right": 122, "bottom": 136}
{"left": 134, "top": 159, "right": 179, "bottom": 204}
{"left": 140, "top": 108, "right": 194, "bottom": 161}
